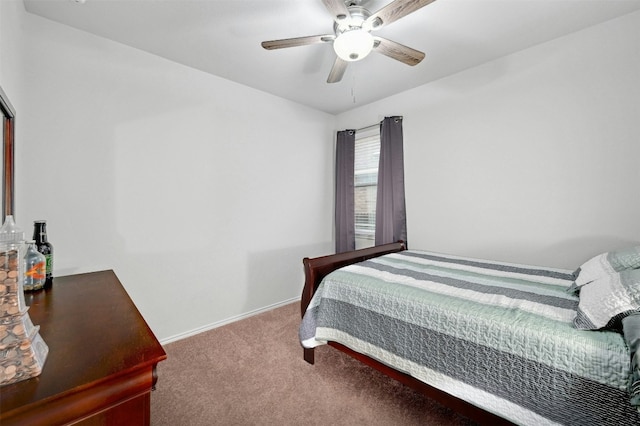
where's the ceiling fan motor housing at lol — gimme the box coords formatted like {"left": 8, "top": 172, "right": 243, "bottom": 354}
{"left": 333, "top": 5, "right": 375, "bottom": 61}
{"left": 334, "top": 5, "right": 371, "bottom": 33}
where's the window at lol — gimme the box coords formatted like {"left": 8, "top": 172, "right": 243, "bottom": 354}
{"left": 354, "top": 126, "right": 380, "bottom": 249}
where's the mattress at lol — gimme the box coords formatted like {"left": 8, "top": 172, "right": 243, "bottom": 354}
{"left": 300, "top": 250, "right": 640, "bottom": 425}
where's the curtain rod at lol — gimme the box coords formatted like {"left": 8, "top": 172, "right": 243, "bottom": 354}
{"left": 355, "top": 116, "right": 403, "bottom": 132}
{"left": 344, "top": 116, "right": 403, "bottom": 134}
{"left": 356, "top": 123, "right": 378, "bottom": 133}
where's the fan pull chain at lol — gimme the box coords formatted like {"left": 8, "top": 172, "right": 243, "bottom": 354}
{"left": 351, "top": 74, "right": 357, "bottom": 104}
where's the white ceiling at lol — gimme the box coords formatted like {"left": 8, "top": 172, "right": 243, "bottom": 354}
{"left": 22, "top": 0, "right": 640, "bottom": 115}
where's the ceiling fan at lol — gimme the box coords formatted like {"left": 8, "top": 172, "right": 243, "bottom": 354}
{"left": 261, "top": 0, "right": 436, "bottom": 83}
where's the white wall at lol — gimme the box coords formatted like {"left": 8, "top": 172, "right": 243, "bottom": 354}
{"left": 4, "top": 0, "right": 640, "bottom": 342}
{"left": 0, "top": 0, "right": 23, "bottom": 102}
{"left": 338, "top": 10, "right": 640, "bottom": 269}
{"left": 2, "top": 1, "right": 335, "bottom": 342}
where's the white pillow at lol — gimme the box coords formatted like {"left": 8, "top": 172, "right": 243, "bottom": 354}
{"left": 573, "top": 268, "right": 640, "bottom": 330}
{"left": 573, "top": 246, "right": 640, "bottom": 288}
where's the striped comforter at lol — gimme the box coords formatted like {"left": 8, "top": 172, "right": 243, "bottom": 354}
{"left": 300, "top": 250, "right": 640, "bottom": 425}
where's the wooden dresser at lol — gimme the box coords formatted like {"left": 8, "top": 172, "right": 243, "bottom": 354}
{"left": 0, "top": 270, "right": 167, "bottom": 425}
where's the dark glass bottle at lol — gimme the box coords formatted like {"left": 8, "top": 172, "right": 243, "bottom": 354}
{"left": 33, "top": 220, "right": 53, "bottom": 288}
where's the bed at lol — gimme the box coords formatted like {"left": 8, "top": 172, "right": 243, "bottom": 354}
{"left": 299, "top": 242, "right": 640, "bottom": 425}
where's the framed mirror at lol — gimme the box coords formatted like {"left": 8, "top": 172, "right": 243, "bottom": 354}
{"left": 0, "top": 85, "right": 16, "bottom": 223}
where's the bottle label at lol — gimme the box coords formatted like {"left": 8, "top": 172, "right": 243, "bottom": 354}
{"left": 45, "top": 254, "right": 53, "bottom": 276}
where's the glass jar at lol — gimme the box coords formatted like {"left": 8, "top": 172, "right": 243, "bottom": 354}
{"left": 23, "top": 240, "right": 46, "bottom": 291}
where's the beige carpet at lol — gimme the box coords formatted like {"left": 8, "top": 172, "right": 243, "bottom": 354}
{"left": 151, "top": 302, "right": 475, "bottom": 425}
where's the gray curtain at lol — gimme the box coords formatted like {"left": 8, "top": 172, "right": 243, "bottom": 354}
{"left": 375, "top": 116, "right": 407, "bottom": 247}
{"left": 335, "top": 130, "right": 356, "bottom": 253}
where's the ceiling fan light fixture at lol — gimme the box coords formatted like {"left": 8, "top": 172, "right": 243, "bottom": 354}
{"left": 333, "top": 28, "right": 374, "bottom": 62}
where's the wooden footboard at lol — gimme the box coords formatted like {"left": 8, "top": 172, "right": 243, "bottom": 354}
{"left": 300, "top": 241, "right": 513, "bottom": 425}
{"left": 301, "top": 241, "right": 406, "bottom": 316}
{"left": 301, "top": 241, "right": 406, "bottom": 363}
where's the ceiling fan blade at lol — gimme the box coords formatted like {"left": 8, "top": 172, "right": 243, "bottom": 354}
{"left": 327, "top": 57, "right": 348, "bottom": 83}
{"left": 321, "top": 0, "right": 351, "bottom": 22}
{"left": 366, "top": 0, "right": 437, "bottom": 31}
{"left": 373, "top": 37, "right": 425, "bottom": 66}
{"left": 262, "top": 35, "right": 334, "bottom": 50}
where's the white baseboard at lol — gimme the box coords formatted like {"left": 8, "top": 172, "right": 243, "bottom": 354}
{"left": 159, "top": 297, "right": 299, "bottom": 345}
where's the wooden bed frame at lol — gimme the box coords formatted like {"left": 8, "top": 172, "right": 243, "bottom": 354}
{"left": 301, "top": 241, "right": 513, "bottom": 425}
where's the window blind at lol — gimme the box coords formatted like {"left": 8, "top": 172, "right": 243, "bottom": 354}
{"left": 354, "top": 126, "right": 380, "bottom": 248}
